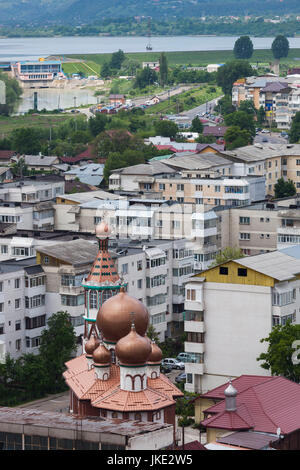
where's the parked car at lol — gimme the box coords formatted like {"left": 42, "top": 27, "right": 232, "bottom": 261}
{"left": 262, "top": 137, "right": 268, "bottom": 142}
{"left": 160, "top": 364, "right": 172, "bottom": 374}
{"left": 161, "top": 358, "right": 185, "bottom": 370}
{"left": 175, "top": 372, "right": 187, "bottom": 383}
{"left": 176, "top": 352, "right": 194, "bottom": 363}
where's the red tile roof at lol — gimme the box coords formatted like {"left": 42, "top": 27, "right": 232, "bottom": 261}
{"left": 200, "top": 375, "right": 300, "bottom": 435}
{"left": 64, "top": 356, "right": 183, "bottom": 413}
{"left": 176, "top": 441, "right": 207, "bottom": 450}
{"left": 0, "top": 150, "right": 15, "bottom": 160}
{"left": 203, "top": 126, "right": 228, "bottom": 137}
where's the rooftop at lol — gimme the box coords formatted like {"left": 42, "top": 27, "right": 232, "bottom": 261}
{"left": 200, "top": 375, "right": 300, "bottom": 435}
{"left": 35, "top": 239, "right": 98, "bottom": 266}
{"left": 0, "top": 407, "right": 171, "bottom": 439}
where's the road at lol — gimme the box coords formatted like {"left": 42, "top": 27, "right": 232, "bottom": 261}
{"left": 178, "top": 95, "right": 224, "bottom": 120}
{"left": 254, "top": 131, "right": 289, "bottom": 145}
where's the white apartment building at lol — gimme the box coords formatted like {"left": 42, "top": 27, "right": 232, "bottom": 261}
{"left": 0, "top": 258, "right": 47, "bottom": 362}
{"left": 183, "top": 248, "right": 300, "bottom": 394}
{"left": 0, "top": 176, "right": 64, "bottom": 203}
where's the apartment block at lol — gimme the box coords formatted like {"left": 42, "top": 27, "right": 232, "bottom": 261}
{"left": 183, "top": 248, "right": 300, "bottom": 394}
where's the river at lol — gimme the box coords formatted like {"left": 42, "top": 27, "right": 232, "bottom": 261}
{"left": 2, "top": 35, "right": 300, "bottom": 62}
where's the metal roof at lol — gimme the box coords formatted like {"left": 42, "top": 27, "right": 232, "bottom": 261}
{"left": 0, "top": 407, "right": 172, "bottom": 438}
{"left": 36, "top": 239, "right": 98, "bottom": 266}
{"left": 217, "top": 431, "right": 275, "bottom": 450}
{"left": 234, "top": 249, "right": 300, "bottom": 281}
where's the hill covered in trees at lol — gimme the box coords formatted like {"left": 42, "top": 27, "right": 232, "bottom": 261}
{"left": 0, "top": 0, "right": 300, "bottom": 26}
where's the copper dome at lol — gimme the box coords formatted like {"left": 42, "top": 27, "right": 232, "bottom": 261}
{"left": 115, "top": 327, "right": 152, "bottom": 366}
{"left": 95, "top": 221, "right": 111, "bottom": 239}
{"left": 147, "top": 341, "right": 163, "bottom": 364}
{"left": 85, "top": 335, "right": 100, "bottom": 356}
{"left": 93, "top": 342, "right": 111, "bottom": 365}
{"left": 97, "top": 288, "right": 149, "bottom": 343}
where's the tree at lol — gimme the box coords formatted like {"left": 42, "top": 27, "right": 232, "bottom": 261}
{"left": 274, "top": 177, "right": 296, "bottom": 198}
{"left": 238, "top": 100, "right": 256, "bottom": 116}
{"left": 217, "top": 60, "right": 254, "bottom": 96}
{"left": 0, "top": 72, "right": 22, "bottom": 116}
{"left": 233, "top": 36, "right": 254, "bottom": 60}
{"left": 110, "top": 49, "right": 125, "bottom": 70}
{"left": 225, "top": 110, "right": 256, "bottom": 137}
{"left": 11, "top": 127, "right": 42, "bottom": 154}
{"left": 147, "top": 324, "right": 160, "bottom": 343}
{"left": 209, "top": 247, "right": 245, "bottom": 267}
{"left": 289, "top": 111, "right": 300, "bottom": 143}
{"left": 214, "top": 95, "right": 235, "bottom": 116}
{"left": 154, "top": 120, "right": 179, "bottom": 138}
{"left": 271, "top": 35, "right": 289, "bottom": 60}
{"left": 224, "top": 126, "right": 252, "bottom": 150}
{"left": 135, "top": 67, "right": 158, "bottom": 89}
{"left": 257, "top": 106, "right": 266, "bottom": 126}
{"left": 159, "top": 52, "right": 168, "bottom": 87}
{"left": 39, "top": 311, "right": 77, "bottom": 393}
{"left": 257, "top": 322, "right": 300, "bottom": 383}
{"left": 11, "top": 157, "right": 29, "bottom": 178}
{"left": 103, "top": 149, "right": 145, "bottom": 183}
{"left": 88, "top": 113, "right": 108, "bottom": 137}
{"left": 101, "top": 61, "right": 112, "bottom": 79}
{"left": 190, "top": 117, "right": 203, "bottom": 133}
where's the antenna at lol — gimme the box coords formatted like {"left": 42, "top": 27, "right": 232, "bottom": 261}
{"left": 146, "top": 17, "right": 153, "bottom": 51}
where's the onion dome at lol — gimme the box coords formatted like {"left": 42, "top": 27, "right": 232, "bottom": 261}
{"left": 95, "top": 221, "right": 111, "bottom": 239}
{"left": 224, "top": 380, "right": 237, "bottom": 397}
{"left": 97, "top": 287, "right": 149, "bottom": 343}
{"left": 147, "top": 341, "right": 163, "bottom": 364}
{"left": 85, "top": 335, "right": 100, "bottom": 356}
{"left": 93, "top": 342, "right": 111, "bottom": 366}
{"left": 115, "top": 323, "right": 152, "bottom": 366}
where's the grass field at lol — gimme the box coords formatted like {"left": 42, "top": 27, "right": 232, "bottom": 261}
{"left": 66, "top": 48, "right": 300, "bottom": 67}
{"left": 0, "top": 114, "right": 84, "bottom": 138}
{"left": 62, "top": 61, "right": 100, "bottom": 76}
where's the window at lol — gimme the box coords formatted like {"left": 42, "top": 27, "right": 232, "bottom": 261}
{"left": 219, "top": 266, "right": 228, "bottom": 275}
{"left": 137, "top": 279, "right": 143, "bottom": 289}
{"left": 238, "top": 268, "right": 247, "bottom": 277}
{"left": 0, "top": 282, "right": 2, "bottom": 292}
{"left": 215, "top": 185, "right": 221, "bottom": 192}
{"left": 177, "top": 184, "right": 184, "bottom": 191}
{"left": 121, "top": 263, "right": 128, "bottom": 275}
{"left": 15, "top": 339, "right": 21, "bottom": 351}
{"left": 239, "top": 217, "right": 250, "bottom": 225}
{"left": 186, "top": 289, "right": 196, "bottom": 301}
{"left": 25, "top": 315, "right": 46, "bottom": 330}
{"left": 137, "top": 260, "right": 143, "bottom": 271}
{"left": 239, "top": 233, "right": 250, "bottom": 240}
{"left": 0, "top": 303, "right": 3, "bottom": 313}
{"left": 0, "top": 324, "right": 4, "bottom": 335}
{"left": 187, "top": 374, "right": 193, "bottom": 384}
{"left": 61, "top": 295, "right": 84, "bottom": 307}
{"left": 15, "top": 299, "right": 21, "bottom": 309}
{"left": 1, "top": 245, "right": 8, "bottom": 254}
{"left": 15, "top": 320, "right": 21, "bottom": 331}
{"left": 25, "top": 295, "right": 45, "bottom": 308}
{"left": 159, "top": 183, "right": 165, "bottom": 190}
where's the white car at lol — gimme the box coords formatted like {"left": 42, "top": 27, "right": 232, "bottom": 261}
{"left": 161, "top": 358, "right": 185, "bottom": 370}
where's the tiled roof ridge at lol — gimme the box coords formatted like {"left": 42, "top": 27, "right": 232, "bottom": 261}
{"left": 200, "top": 375, "right": 274, "bottom": 399}
{"left": 250, "top": 377, "right": 288, "bottom": 432}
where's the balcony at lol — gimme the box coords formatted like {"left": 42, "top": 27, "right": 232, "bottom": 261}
{"left": 59, "top": 285, "right": 85, "bottom": 295}
{"left": 184, "top": 320, "right": 205, "bottom": 333}
{"left": 185, "top": 300, "right": 204, "bottom": 311}
{"left": 185, "top": 341, "right": 205, "bottom": 354}
{"left": 185, "top": 362, "right": 204, "bottom": 375}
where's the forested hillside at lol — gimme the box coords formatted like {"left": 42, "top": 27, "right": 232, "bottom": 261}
{"left": 0, "top": 0, "right": 299, "bottom": 25}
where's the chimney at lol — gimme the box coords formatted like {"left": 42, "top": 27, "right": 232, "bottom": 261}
{"left": 224, "top": 379, "right": 237, "bottom": 412}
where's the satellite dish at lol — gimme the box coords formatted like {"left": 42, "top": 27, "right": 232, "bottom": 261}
{"left": 276, "top": 427, "right": 281, "bottom": 437}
